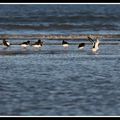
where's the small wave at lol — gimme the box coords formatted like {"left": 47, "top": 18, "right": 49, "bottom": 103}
{"left": 0, "top": 23, "right": 118, "bottom": 31}
{"left": 1, "top": 33, "right": 120, "bottom": 39}
{"left": 0, "top": 14, "right": 120, "bottom": 24}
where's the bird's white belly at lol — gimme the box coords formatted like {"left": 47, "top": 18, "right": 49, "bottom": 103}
{"left": 63, "top": 44, "right": 69, "bottom": 47}
{"left": 33, "top": 45, "right": 42, "bottom": 48}
{"left": 6, "top": 42, "right": 10, "bottom": 46}
{"left": 79, "top": 47, "right": 84, "bottom": 50}
{"left": 92, "top": 48, "right": 98, "bottom": 52}
{"left": 21, "top": 44, "right": 29, "bottom": 47}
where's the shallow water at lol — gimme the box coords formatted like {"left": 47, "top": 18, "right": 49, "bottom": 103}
{"left": 0, "top": 42, "right": 120, "bottom": 116}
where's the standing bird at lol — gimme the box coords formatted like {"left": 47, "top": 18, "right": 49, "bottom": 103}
{"left": 78, "top": 43, "right": 85, "bottom": 50}
{"left": 88, "top": 36, "right": 100, "bottom": 52}
{"left": 3, "top": 39, "right": 10, "bottom": 47}
{"left": 62, "top": 40, "right": 69, "bottom": 47}
{"left": 21, "top": 41, "right": 30, "bottom": 48}
{"left": 32, "top": 39, "right": 43, "bottom": 48}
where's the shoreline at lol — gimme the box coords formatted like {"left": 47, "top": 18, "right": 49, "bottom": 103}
{"left": 0, "top": 34, "right": 120, "bottom": 40}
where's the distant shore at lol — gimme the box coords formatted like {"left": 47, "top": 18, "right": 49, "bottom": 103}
{"left": 0, "top": 34, "right": 120, "bottom": 40}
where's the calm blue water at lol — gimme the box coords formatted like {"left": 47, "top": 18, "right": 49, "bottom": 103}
{"left": 0, "top": 4, "right": 120, "bottom": 116}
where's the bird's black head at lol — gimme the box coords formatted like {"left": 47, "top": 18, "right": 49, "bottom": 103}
{"left": 62, "top": 40, "right": 68, "bottom": 44}
{"left": 93, "top": 44, "right": 95, "bottom": 48}
{"left": 62, "top": 40, "right": 64, "bottom": 44}
{"left": 38, "top": 39, "right": 41, "bottom": 43}
{"left": 27, "top": 41, "right": 30, "bottom": 44}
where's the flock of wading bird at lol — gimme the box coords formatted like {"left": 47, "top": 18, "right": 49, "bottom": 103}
{"left": 1, "top": 35, "right": 100, "bottom": 52}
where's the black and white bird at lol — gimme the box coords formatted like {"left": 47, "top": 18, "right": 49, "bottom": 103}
{"left": 32, "top": 39, "right": 43, "bottom": 48}
{"left": 3, "top": 39, "right": 10, "bottom": 47}
{"left": 78, "top": 43, "right": 85, "bottom": 50}
{"left": 21, "top": 41, "right": 30, "bottom": 48}
{"left": 62, "top": 40, "right": 69, "bottom": 47}
{"left": 88, "top": 36, "right": 100, "bottom": 52}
